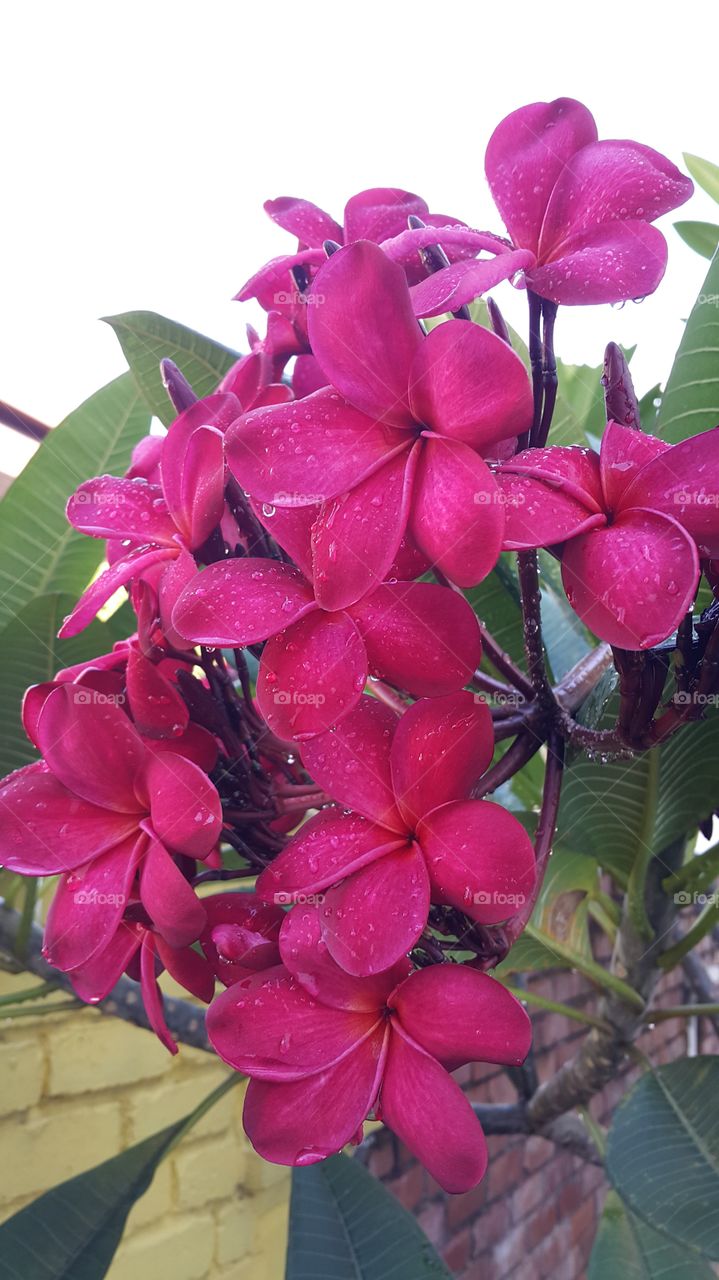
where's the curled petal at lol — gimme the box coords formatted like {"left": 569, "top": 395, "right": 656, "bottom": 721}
{"left": 299, "top": 698, "right": 404, "bottom": 831}
{"left": 140, "top": 933, "right": 177, "bottom": 1054}
{"left": 58, "top": 546, "right": 177, "bottom": 638}
{"left": 409, "top": 250, "right": 536, "bottom": 318}
{"left": 495, "top": 472, "right": 606, "bottom": 550}
{"left": 343, "top": 187, "right": 429, "bottom": 244}
{"left": 164, "top": 423, "right": 225, "bottom": 549}
{"left": 307, "top": 241, "right": 421, "bottom": 427}
{"left": 264, "top": 196, "right": 343, "bottom": 247}
{"left": 139, "top": 837, "right": 206, "bottom": 947}
{"left": 172, "top": 559, "right": 317, "bottom": 647}
{"left": 528, "top": 222, "right": 669, "bottom": 306}
{"left": 256, "top": 609, "right": 368, "bottom": 740}
{"left": 67, "top": 476, "right": 176, "bottom": 544}
{"left": 250, "top": 498, "right": 317, "bottom": 580}
{"left": 67, "top": 921, "right": 142, "bottom": 1003}
{"left": 350, "top": 581, "right": 481, "bottom": 698}
{"left": 144, "top": 753, "right": 222, "bottom": 858}
{"left": 391, "top": 966, "right": 532, "bottom": 1070}
{"left": 155, "top": 936, "right": 215, "bottom": 1003}
{"left": 620, "top": 426, "right": 719, "bottom": 556}
{"left": 390, "top": 692, "right": 494, "bottom": 828}
{"left": 410, "top": 437, "right": 505, "bottom": 587}
{"left": 599, "top": 419, "right": 671, "bottom": 511}
{"left": 279, "top": 904, "right": 410, "bottom": 1010}
{"left": 319, "top": 845, "right": 430, "bottom": 977}
{"left": 234, "top": 248, "right": 325, "bottom": 310}
{"left": 44, "top": 835, "right": 145, "bottom": 972}
{"left": 561, "top": 509, "right": 699, "bottom": 649}
{"left": 201, "top": 892, "right": 283, "bottom": 987}
{"left": 126, "top": 648, "right": 188, "bottom": 739}
{"left": 500, "top": 445, "right": 604, "bottom": 509}
{"left": 226, "top": 387, "right": 407, "bottom": 506}
{"left": 417, "top": 799, "right": 537, "bottom": 924}
{"left": 256, "top": 808, "right": 406, "bottom": 898}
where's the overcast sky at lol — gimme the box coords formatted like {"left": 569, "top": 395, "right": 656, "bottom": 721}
{"left": 2, "top": 1, "right": 718, "bottom": 475}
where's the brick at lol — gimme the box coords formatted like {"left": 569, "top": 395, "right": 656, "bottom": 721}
{"left": 417, "top": 1199, "right": 445, "bottom": 1246}
{"left": 523, "top": 1202, "right": 558, "bottom": 1251}
{"left": 108, "top": 1212, "right": 214, "bottom": 1280}
{"left": 442, "top": 1226, "right": 472, "bottom": 1273}
{"left": 367, "top": 1138, "right": 395, "bottom": 1180}
{"left": 127, "top": 1065, "right": 235, "bottom": 1143}
{"left": 0, "top": 1100, "right": 122, "bottom": 1201}
{"left": 0, "top": 1032, "right": 44, "bottom": 1114}
{"left": 447, "top": 1178, "right": 489, "bottom": 1229}
{"left": 473, "top": 1198, "right": 511, "bottom": 1252}
{"left": 123, "top": 1161, "right": 173, "bottom": 1235}
{"left": 390, "top": 1162, "right": 425, "bottom": 1212}
{"left": 174, "top": 1132, "right": 246, "bottom": 1210}
{"left": 241, "top": 1150, "right": 291, "bottom": 1194}
{"left": 522, "top": 1135, "right": 552, "bottom": 1173}
{"left": 250, "top": 1192, "right": 289, "bottom": 1271}
{"left": 511, "top": 1170, "right": 545, "bottom": 1221}
{"left": 47, "top": 1015, "right": 169, "bottom": 1094}
{"left": 214, "top": 1195, "right": 255, "bottom": 1265}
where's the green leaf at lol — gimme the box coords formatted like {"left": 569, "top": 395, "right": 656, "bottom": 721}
{"left": 0, "top": 593, "right": 133, "bottom": 776}
{"left": 0, "top": 375, "right": 150, "bottom": 632}
{"left": 683, "top": 154, "right": 719, "bottom": 205}
{"left": 494, "top": 930, "right": 566, "bottom": 975}
{"left": 674, "top": 220, "right": 719, "bottom": 261}
{"left": 104, "top": 311, "right": 240, "bottom": 424}
{"left": 588, "top": 1190, "right": 716, "bottom": 1279}
{"left": 285, "top": 1153, "right": 451, "bottom": 1280}
{"left": 466, "top": 553, "right": 526, "bottom": 670}
{"left": 0, "top": 1075, "right": 237, "bottom": 1280}
{"left": 538, "top": 549, "right": 593, "bottom": 681}
{"left": 655, "top": 250, "right": 719, "bottom": 442}
{"left": 605, "top": 1057, "right": 719, "bottom": 1261}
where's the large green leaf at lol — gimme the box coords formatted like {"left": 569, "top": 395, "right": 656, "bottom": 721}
{"left": 683, "top": 154, "right": 719, "bottom": 205}
{"left": 674, "top": 220, "right": 719, "bottom": 261}
{"left": 104, "top": 311, "right": 240, "bottom": 424}
{"left": 466, "top": 553, "right": 526, "bottom": 671}
{"left": 655, "top": 250, "right": 719, "bottom": 442}
{"left": 605, "top": 1058, "right": 719, "bottom": 1261}
{"left": 0, "top": 593, "right": 134, "bottom": 776}
{"left": 589, "top": 1190, "right": 715, "bottom": 1279}
{"left": 285, "top": 1153, "right": 451, "bottom": 1280}
{"left": 0, "top": 375, "right": 150, "bottom": 631}
{"left": 0, "top": 1076, "right": 236, "bottom": 1280}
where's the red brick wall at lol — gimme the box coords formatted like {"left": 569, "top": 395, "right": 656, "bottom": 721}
{"left": 365, "top": 960, "right": 713, "bottom": 1280}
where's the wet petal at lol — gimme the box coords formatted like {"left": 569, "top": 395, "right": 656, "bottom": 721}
{"left": 139, "top": 836, "right": 206, "bottom": 947}
{"left": 256, "top": 609, "right": 368, "bottom": 740}
{"left": 390, "top": 692, "right": 494, "bottom": 828}
{"left": 37, "top": 684, "right": 145, "bottom": 812}
{"left": 299, "top": 697, "right": 404, "bottom": 830}
{"left": 410, "top": 437, "right": 505, "bottom": 587}
{"left": 319, "top": 845, "right": 430, "bottom": 977}
{"left": 417, "top": 799, "right": 537, "bottom": 924}
{"left": 144, "top": 753, "right": 222, "bottom": 858}
{"left": 172, "top": 558, "right": 317, "bottom": 646}
{"left": 391, "top": 965, "right": 532, "bottom": 1070}
{"left": 44, "top": 835, "right": 144, "bottom": 972}
{"left": 599, "top": 419, "right": 671, "bottom": 512}
{"left": 620, "top": 426, "right": 719, "bottom": 556}
{"left": 264, "top": 196, "right": 343, "bottom": 247}
{"left": 409, "top": 250, "right": 536, "bottom": 317}
{"left": 66, "top": 476, "right": 176, "bottom": 544}
{"left": 256, "top": 808, "right": 406, "bottom": 898}
{"left": 279, "top": 903, "right": 410, "bottom": 1010}
{"left": 528, "top": 222, "right": 668, "bottom": 306}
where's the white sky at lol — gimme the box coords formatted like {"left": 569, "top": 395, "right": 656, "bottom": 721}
{"left": 1, "top": 1, "right": 718, "bottom": 475}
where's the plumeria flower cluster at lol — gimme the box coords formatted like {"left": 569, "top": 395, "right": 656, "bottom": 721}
{"left": 0, "top": 97, "right": 698, "bottom": 1192}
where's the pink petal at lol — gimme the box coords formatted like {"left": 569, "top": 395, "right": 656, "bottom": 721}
{"left": 319, "top": 844, "right": 430, "bottom": 977}
{"left": 256, "top": 808, "right": 406, "bottom": 898}
{"left": 207, "top": 965, "right": 380, "bottom": 1080}
{"left": 620, "top": 427, "right": 719, "bottom": 557}
{"left": 279, "top": 904, "right": 410, "bottom": 1010}
{"left": 561, "top": 509, "right": 699, "bottom": 649}
{"left": 500, "top": 445, "right": 604, "bottom": 509}
{"left": 144, "top": 753, "right": 222, "bottom": 857}
{"left": 495, "top": 472, "right": 606, "bottom": 550}
{"left": 485, "top": 98, "right": 598, "bottom": 251}
{"left": 256, "top": 609, "right": 367, "bottom": 740}
{"left": 409, "top": 250, "right": 536, "bottom": 317}
{"left": 126, "top": 647, "right": 188, "bottom": 738}
{"left": 165, "top": 423, "right": 225, "bottom": 549}
{"left": 408, "top": 321, "right": 532, "bottom": 449}
{"left": 539, "top": 139, "right": 694, "bottom": 258}
{"left": 377, "top": 1026, "right": 487, "bottom": 1193}
{"left": 44, "top": 835, "right": 144, "bottom": 972}
{"left": 155, "top": 936, "right": 215, "bottom": 1003}
{"left": 264, "top": 196, "right": 343, "bottom": 247}
{"left": 217, "top": 351, "right": 268, "bottom": 408}
{"left": 172, "top": 558, "right": 316, "bottom": 646}
{"left": 292, "top": 354, "right": 328, "bottom": 398}
{"left": 0, "top": 762, "right": 138, "bottom": 874}
{"left": 307, "top": 241, "right": 421, "bottom": 427}
{"left": 599, "top": 419, "right": 671, "bottom": 511}
{"left": 66, "top": 476, "right": 177, "bottom": 544}
{"left": 381, "top": 224, "right": 512, "bottom": 263}
{"left": 226, "top": 386, "right": 407, "bottom": 505}
{"left": 157, "top": 548, "right": 200, "bottom": 649}
{"left": 299, "top": 697, "right": 404, "bottom": 831}
{"left": 235, "top": 248, "right": 325, "bottom": 309}
{"left": 200, "top": 892, "right": 283, "bottom": 987}
{"left": 146, "top": 723, "right": 218, "bottom": 774}
{"left": 250, "top": 498, "right": 317, "bottom": 579}
{"left": 343, "top": 187, "right": 429, "bottom": 244}
{"left": 529, "top": 222, "right": 668, "bottom": 306}
{"left": 140, "top": 933, "right": 177, "bottom": 1054}
{"left": 417, "top": 799, "right": 537, "bottom": 924}
{"left": 37, "top": 684, "right": 145, "bottom": 812}
{"left": 311, "top": 445, "right": 416, "bottom": 611}
{"left": 410, "top": 437, "right": 505, "bottom": 587}
{"left": 391, "top": 966, "right": 532, "bottom": 1070}
{"left": 139, "top": 836, "right": 206, "bottom": 947}
{"left": 58, "top": 546, "right": 177, "bottom": 638}
{"left": 67, "top": 921, "right": 141, "bottom": 1003}
{"left": 349, "top": 581, "right": 481, "bottom": 698}
{"left": 390, "top": 692, "right": 494, "bottom": 828}
{"left": 242, "top": 1031, "right": 386, "bottom": 1165}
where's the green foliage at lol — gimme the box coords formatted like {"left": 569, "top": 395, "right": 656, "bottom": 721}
{"left": 674, "top": 220, "right": 719, "bottom": 260}
{"left": 588, "top": 1190, "right": 715, "bottom": 1279}
{"left": 656, "top": 249, "right": 719, "bottom": 443}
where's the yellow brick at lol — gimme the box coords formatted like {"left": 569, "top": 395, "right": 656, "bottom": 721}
{"left": 123, "top": 1160, "right": 173, "bottom": 1235}
{"left": 47, "top": 1014, "right": 170, "bottom": 1094}
{"left": 0, "top": 1099, "right": 122, "bottom": 1201}
{"left": 0, "top": 1032, "right": 45, "bottom": 1114}
{"left": 214, "top": 1195, "right": 255, "bottom": 1266}
{"left": 128, "top": 1065, "right": 233, "bottom": 1143}
{"left": 243, "top": 1151, "right": 292, "bottom": 1194}
{"left": 174, "top": 1132, "right": 246, "bottom": 1210}
{"left": 251, "top": 1191, "right": 290, "bottom": 1270}
{"left": 108, "top": 1212, "right": 214, "bottom": 1280}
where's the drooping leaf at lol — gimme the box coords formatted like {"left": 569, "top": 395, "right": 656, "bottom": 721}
{"left": 674, "top": 220, "right": 719, "bottom": 261}
{"left": 605, "top": 1058, "right": 719, "bottom": 1261}
{"left": 656, "top": 250, "right": 719, "bottom": 442}
{"left": 683, "top": 154, "right": 719, "bottom": 205}
{"left": 0, "top": 1076, "right": 237, "bottom": 1280}
{"left": 0, "top": 375, "right": 150, "bottom": 631}
{"left": 285, "top": 1153, "right": 451, "bottom": 1280}
{"left": 0, "top": 593, "right": 133, "bottom": 776}
{"left": 104, "top": 311, "right": 240, "bottom": 424}
{"left": 588, "top": 1190, "right": 716, "bottom": 1279}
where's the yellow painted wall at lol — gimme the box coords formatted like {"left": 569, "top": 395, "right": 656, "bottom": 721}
{"left": 0, "top": 971, "right": 290, "bottom": 1280}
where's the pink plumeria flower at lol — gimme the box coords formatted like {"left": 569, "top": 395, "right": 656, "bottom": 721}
{"left": 227, "top": 240, "right": 533, "bottom": 596}
{"left": 59, "top": 393, "right": 240, "bottom": 638}
{"left": 256, "top": 692, "right": 536, "bottom": 975}
{"left": 496, "top": 421, "right": 719, "bottom": 649}
{"left": 207, "top": 901, "right": 531, "bottom": 1192}
{"left": 0, "top": 686, "right": 222, "bottom": 961}
{"left": 199, "top": 892, "right": 284, "bottom": 987}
